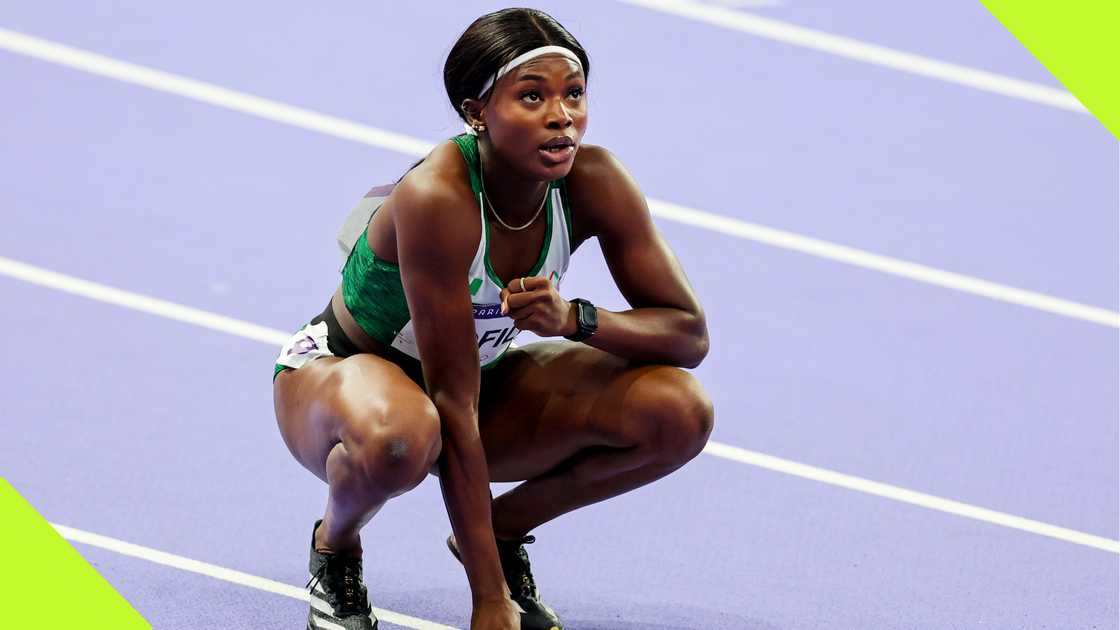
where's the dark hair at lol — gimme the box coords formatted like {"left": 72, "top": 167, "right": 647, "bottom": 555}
{"left": 444, "top": 8, "right": 591, "bottom": 122}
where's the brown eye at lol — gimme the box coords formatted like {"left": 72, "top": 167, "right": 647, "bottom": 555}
{"left": 520, "top": 91, "right": 541, "bottom": 103}
{"left": 567, "top": 87, "right": 584, "bottom": 100}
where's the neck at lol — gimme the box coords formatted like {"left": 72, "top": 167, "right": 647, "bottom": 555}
{"left": 477, "top": 140, "right": 549, "bottom": 227}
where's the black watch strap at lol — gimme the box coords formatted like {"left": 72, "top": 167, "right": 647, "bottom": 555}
{"left": 564, "top": 298, "right": 598, "bottom": 342}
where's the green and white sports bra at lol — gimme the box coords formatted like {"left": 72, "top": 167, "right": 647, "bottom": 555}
{"left": 337, "top": 133, "right": 573, "bottom": 368}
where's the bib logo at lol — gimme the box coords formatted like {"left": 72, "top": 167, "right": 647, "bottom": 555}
{"left": 290, "top": 335, "right": 318, "bottom": 355}
{"left": 549, "top": 270, "right": 560, "bottom": 286}
{"left": 477, "top": 326, "right": 518, "bottom": 349}
{"left": 471, "top": 302, "right": 518, "bottom": 352}
{"left": 468, "top": 277, "right": 483, "bottom": 296}
{"left": 473, "top": 303, "right": 506, "bottom": 319}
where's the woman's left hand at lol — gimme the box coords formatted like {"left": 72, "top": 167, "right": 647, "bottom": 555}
{"left": 500, "top": 276, "right": 577, "bottom": 338}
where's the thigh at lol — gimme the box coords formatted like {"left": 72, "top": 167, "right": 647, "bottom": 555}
{"left": 477, "top": 341, "right": 697, "bottom": 482}
{"left": 273, "top": 353, "right": 438, "bottom": 483}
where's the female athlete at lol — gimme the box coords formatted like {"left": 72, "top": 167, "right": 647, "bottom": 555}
{"left": 273, "top": 8, "right": 714, "bottom": 630}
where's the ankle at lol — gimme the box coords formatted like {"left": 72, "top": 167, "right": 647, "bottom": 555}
{"left": 489, "top": 495, "right": 527, "bottom": 542}
{"left": 490, "top": 510, "right": 530, "bottom": 543}
{"left": 315, "top": 519, "right": 362, "bottom": 556}
{"left": 492, "top": 528, "right": 530, "bottom": 544}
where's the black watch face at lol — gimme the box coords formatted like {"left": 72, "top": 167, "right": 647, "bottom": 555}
{"left": 583, "top": 302, "right": 598, "bottom": 327}
{"left": 578, "top": 301, "right": 597, "bottom": 331}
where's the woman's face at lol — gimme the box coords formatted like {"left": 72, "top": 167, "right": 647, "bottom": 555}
{"left": 482, "top": 55, "right": 588, "bottom": 180}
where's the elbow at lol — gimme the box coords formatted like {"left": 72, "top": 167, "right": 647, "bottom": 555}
{"left": 678, "top": 321, "right": 709, "bottom": 369}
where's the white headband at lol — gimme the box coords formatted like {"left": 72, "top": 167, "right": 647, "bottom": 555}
{"left": 477, "top": 45, "right": 583, "bottom": 99}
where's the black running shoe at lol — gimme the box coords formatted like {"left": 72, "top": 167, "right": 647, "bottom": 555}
{"left": 306, "top": 520, "right": 378, "bottom": 630}
{"left": 447, "top": 534, "right": 563, "bottom": 630}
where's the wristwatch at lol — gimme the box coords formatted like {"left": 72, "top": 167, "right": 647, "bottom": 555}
{"left": 564, "top": 298, "right": 598, "bottom": 342}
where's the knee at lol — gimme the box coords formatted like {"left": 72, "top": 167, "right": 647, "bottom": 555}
{"left": 631, "top": 369, "right": 715, "bottom": 466}
{"left": 342, "top": 398, "right": 442, "bottom": 495}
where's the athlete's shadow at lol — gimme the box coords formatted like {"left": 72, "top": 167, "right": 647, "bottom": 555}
{"left": 564, "top": 618, "right": 781, "bottom": 630}
{"left": 568, "top": 614, "right": 779, "bottom": 623}
{"left": 373, "top": 587, "right": 780, "bottom": 629}
{"left": 562, "top": 601, "right": 783, "bottom": 630}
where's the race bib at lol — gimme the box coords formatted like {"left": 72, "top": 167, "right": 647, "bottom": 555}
{"left": 389, "top": 302, "right": 520, "bottom": 366}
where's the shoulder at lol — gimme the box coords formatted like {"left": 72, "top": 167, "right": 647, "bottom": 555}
{"left": 565, "top": 144, "right": 647, "bottom": 238}
{"left": 389, "top": 140, "right": 479, "bottom": 267}
{"left": 392, "top": 141, "right": 474, "bottom": 217}
{"left": 567, "top": 144, "right": 627, "bottom": 190}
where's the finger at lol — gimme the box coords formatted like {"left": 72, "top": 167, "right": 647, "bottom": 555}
{"left": 522, "top": 276, "right": 551, "bottom": 291}
{"left": 513, "top": 313, "right": 541, "bottom": 331}
{"left": 507, "top": 304, "right": 537, "bottom": 321}
{"left": 508, "top": 276, "right": 550, "bottom": 294}
{"left": 506, "top": 289, "right": 551, "bottom": 310}
{"left": 500, "top": 287, "right": 511, "bottom": 315}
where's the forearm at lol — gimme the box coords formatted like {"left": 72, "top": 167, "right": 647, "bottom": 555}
{"left": 580, "top": 306, "right": 709, "bottom": 368}
{"left": 435, "top": 405, "right": 507, "bottom": 600}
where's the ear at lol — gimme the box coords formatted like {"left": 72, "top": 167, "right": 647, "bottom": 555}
{"left": 460, "top": 99, "right": 486, "bottom": 129}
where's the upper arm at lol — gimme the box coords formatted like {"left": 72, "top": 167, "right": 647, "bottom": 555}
{"left": 571, "top": 147, "right": 706, "bottom": 320}
{"left": 392, "top": 175, "right": 481, "bottom": 409}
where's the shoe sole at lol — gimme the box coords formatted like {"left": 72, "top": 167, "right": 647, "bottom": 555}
{"left": 307, "top": 608, "right": 379, "bottom": 630}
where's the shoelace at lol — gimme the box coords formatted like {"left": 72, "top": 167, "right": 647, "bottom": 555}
{"left": 497, "top": 535, "right": 538, "bottom": 600}
{"left": 306, "top": 554, "right": 369, "bottom": 616}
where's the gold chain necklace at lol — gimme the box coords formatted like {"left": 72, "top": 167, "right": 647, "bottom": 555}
{"left": 479, "top": 158, "right": 548, "bottom": 231}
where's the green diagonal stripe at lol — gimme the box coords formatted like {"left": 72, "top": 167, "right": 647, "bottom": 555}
{"left": 0, "top": 478, "right": 149, "bottom": 628}
{"left": 981, "top": 1, "right": 1119, "bottom": 139}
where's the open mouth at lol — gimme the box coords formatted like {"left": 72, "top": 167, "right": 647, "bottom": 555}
{"left": 539, "top": 137, "right": 575, "bottom": 153}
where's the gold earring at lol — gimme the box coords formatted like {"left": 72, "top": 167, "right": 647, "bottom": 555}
{"left": 473, "top": 124, "right": 486, "bottom": 132}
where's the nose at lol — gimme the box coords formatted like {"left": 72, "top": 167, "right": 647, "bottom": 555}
{"left": 545, "top": 98, "right": 573, "bottom": 130}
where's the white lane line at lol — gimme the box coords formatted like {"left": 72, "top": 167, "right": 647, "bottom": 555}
{"left": 615, "top": 0, "right": 1087, "bottom": 113}
{"left": 650, "top": 201, "right": 1120, "bottom": 328}
{"left": 703, "top": 0, "right": 783, "bottom": 7}
{"left": 0, "top": 256, "right": 288, "bottom": 345}
{"left": 4, "top": 257, "right": 1116, "bottom": 555}
{"left": 0, "top": 27, "right": 433, "bottom": 158}
{"left": 703, "top": 442, "right": 1120, "bottom": 554}
{"left": 0, "top": 28, "right": 1115, "bottom": 328}
{"left": 52, "top": 523, "right": 460, "bottom": 630}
